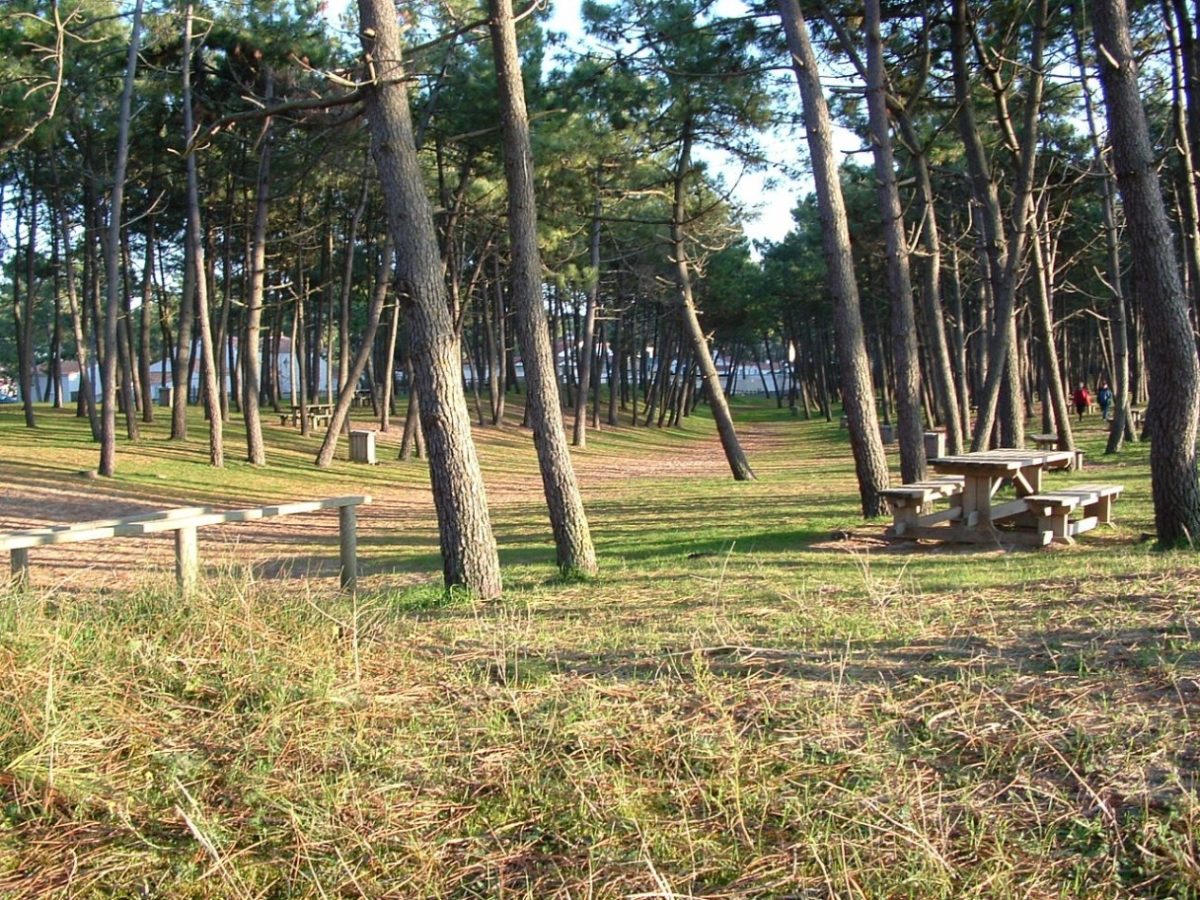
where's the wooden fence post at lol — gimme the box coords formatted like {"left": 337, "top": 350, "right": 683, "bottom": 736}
{"left": 10, "top": 549, "right": 30, "bottom": 589}
{"left": 339, "top": 504, "right": 358, "bottom": 593}
{"left": 175, "top": 525, "right": 199, "bottom": 596}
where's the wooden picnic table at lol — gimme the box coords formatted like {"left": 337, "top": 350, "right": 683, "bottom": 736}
{"left": 280, "top": 404, "right": 334, "bottom": 428}
{"left": 930, "top": 449, "right": 1076, "bottom": 529}
{"left": 885, "top": 448, "right": 1077, "bottom": 546}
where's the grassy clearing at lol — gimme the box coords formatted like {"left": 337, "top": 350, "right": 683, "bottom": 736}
{"left": 1, "top": 402, "right": 1198, "bottom": 897}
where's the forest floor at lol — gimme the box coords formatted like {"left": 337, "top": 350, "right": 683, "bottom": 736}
{"left": 1, "top": 400, "right": 1198, "bottom": 897}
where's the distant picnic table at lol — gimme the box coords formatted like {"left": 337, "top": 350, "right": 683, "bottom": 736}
{"left": 884, "top": 448, "right": 1123, "bottom": 546}
{"left": 280, "top": 404, "right": 333, "bottom": 429}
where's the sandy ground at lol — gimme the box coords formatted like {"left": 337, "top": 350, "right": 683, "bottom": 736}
{"left": 0, "top": 419, "right": 795, "bottom": 596}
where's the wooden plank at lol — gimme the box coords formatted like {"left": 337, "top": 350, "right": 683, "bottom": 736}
{"left": 0, "top": 506, "right": 213, "bottom": 550}
{"left": 1066, "top": 483, "right": 1124, "bottom": 498}
{"left": 915, "top": 505, "right": 964, "bottom": 527}
{"left": 3, "top": 496, "right": 372, "bottom": 595}
{"left": 988, "top": 499, "right": 1032, "bottom": 522}
{"left": 123, "top": 495, "right": 372, "bottom": 534}
{"left": 1069, "top": 516, "right": 1099, "bottom": 536}
{"left": 0, "top": 511, "right": 213, "bottom": 554}
{"left": 886, "top": 524, "right": 1053, "bottom": 546}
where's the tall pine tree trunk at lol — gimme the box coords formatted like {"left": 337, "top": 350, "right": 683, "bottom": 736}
{"left": 864, "top": 0, "right": 925, "bottom": 482}
{"left": 779, "top": 0, "right": 888, "bottom": 515}
{"left": 181, "top": 4, "right": 223, "bottom": 467}
{"left": 1092, "top": 0, "right": 1200, "bottom": 545}
{"left": 242, "top": 79, "right": 273, "bottom": 466}
{"left": 50, "top": 158, "right": 99, "bottom": 438}
{"left": 489, "top": 0, "right": 598, "bottom": 573}
{"left": 359, "top": 0, "right": 502, "bottom": 597}
{"left": 99, "top": 0, "right": 143, "bottom": 475}
{"left": 573, "top": 193, "right": 602, "bottom": 448}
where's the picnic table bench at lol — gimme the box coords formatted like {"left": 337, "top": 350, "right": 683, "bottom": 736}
{"left": 883, "top": 449, "right": 1121, "bottom": 546}
{"left": 2, "top": 495, "right": 371, "bottom": 595}
{"left": 1023, "top": 484, "right": 1125, "bottom": 544}
{"left": 882, "top": 476, "right": 965, "bottom": 537}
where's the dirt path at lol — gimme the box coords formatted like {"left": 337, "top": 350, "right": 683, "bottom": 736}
{"left": 1, "top": 418, "right": 788, "bottom": 594}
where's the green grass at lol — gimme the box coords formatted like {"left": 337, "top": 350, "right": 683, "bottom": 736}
{"left": 1, "top": 400, "right": 1198, "bottom": 897}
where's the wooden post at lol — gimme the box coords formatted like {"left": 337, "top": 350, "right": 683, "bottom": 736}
{"left": 339, "top": 504, "right": 358, "bottom": 592}
{"left": 10, "top": 549, "right": 30, "bottom": 589}
{"left": 175, "top": 525, "right": 199, "bottom": 596}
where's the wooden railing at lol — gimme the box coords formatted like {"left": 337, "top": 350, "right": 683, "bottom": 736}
{"left": 2, "top": 495, "right": 372, "bottom": 595}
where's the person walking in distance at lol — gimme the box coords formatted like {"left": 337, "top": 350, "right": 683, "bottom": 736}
{"left": 1096, "top": 381, "right": 1113, "bottom": 421}
{"left": 1072, "top": 381, "right": 1091, "bottom": 422}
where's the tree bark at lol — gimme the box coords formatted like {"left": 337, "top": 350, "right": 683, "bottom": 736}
{"left": 139, "top": 216, "right": 155, "bottom": 422}
{"left": 242, "top": 76, "right": 274, "bottom": 466}
{"left": 779, "top": 0, "right": 888, "bottom": 515}
{"left": 338, "top": 175, "right": 369, "bottom": 397}
{"left": 953, "top": 0, "right": 1045, "bottom": 451}
{"left": 98, "top": 0, "right": 143, "bottom": 476}
{"left": 1092, "top": 0, "right": 1200, "bottom": 545}
{"left": 573, "top": 193, "right": 603, "bottom": 448}
{"left": 1027, "top": 206, "right": 1075, "bottom": 449}
{"left": 181, "top": 4, "right": 223, "bottom": 468}
{"left": 316, "top": 234, "right": 392, "bottom": 467}
{"left": 50, "top": 156, "right": 99, "bottom": 438}
{"left": 490, "top": 0, "right": 598, "bottom": 574}
{"left": 864, "top": 0, "right": 925, "bottom": 482}
{"left": 359, "top": 0, "right": 502, "bottom": 597}
{"left": 670, "top": 121, "right": 755, "bottom": 480}
{"left": 1075, "top": 17, "right": 1135, "bottom": 453}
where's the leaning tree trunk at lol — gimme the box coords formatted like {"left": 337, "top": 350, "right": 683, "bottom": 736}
{"left": 316, "top": 234, "right": 392, "bottom": 467}
{"left": 1092, "top": 0, "right": 1200, "bottom": 545}
{"left": 380, "top": 265, "right": 401, "bottom": 433}
{"left": 864, "top": 0, "right": 925, "bottom": 482}
{"left": 670, "top": 121, "right": 756, "bottom": 480}
{"left": 15, "top": 185, "right": 38, "bottom": 430}
{"left": 98, "top": 0, "right": 143, "bottom": 476}
{"left": 490, "top": 0, "right": 598, "bottom": 574}
{"left": 338, "top": 175, "right": 369, "bottom": 397}
{"left": 895, "top": 113, "right": 963, "bottom": 453}
{"left": 779, "top": 0, "right": 888, "bottom": 515}
{"left": 359, "top": 0, "right": 502, "bottom": 597}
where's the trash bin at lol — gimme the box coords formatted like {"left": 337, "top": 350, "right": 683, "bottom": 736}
{"left": 349, "top": 430, "right": 376, "bottom": 464}
{"left": 158, "top": 386, "right": 173, "bottom": 407}
{"left": 924, "top": 430, "right": 946, "bottom": 460}
{"left": 879, "top": 423, "right": 896, "bottom": 444}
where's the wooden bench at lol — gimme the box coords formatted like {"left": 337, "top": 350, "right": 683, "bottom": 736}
{"left": 882, "top": 476, "right": 965, "bottom": 537}
{"left": 1023, "top": 483, "right": 1124, "bottom": 545}
{"left": 1030, "top": 434, "right": 1085, "bottom": 470}
{"left": 2, "top": 495, "right": 371, "bottom": 595}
